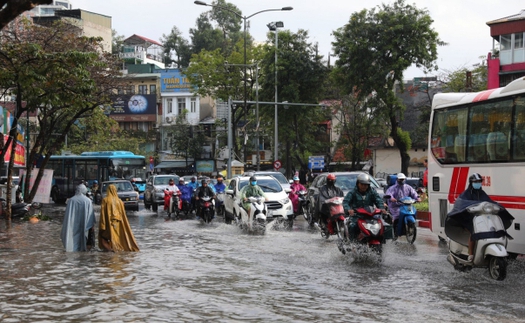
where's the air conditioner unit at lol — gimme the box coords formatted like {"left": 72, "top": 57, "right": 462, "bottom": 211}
{"left": 166, "top": 117, "right": 173, "bottom": 123}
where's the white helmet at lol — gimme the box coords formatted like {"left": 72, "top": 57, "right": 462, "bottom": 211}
{"left": 397, "top": 173, "right": 406, "bottom": 180}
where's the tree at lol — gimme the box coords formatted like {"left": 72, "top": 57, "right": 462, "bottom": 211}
{"left": 441, "top": 60, "right": 488, "bottom": 92}
{"left": 332, "top": 0, "right": 445, "bottom": 175}
{"left": 259, "top": 29, "right": 329, "bottom": 176}
{"left": 0, "top": 0, "right": 52, "bottom": 30}
{"left": 161, "top": 26, "right": 192, "bottom": 68}
{"left": 166, "top": 110, "right": 206, "bottom": 167}
{"left": 0, "top": 19, "right": 121, "bottom": 218}
{"left": 112, "top": 29, "right": 126, "bottom": 55}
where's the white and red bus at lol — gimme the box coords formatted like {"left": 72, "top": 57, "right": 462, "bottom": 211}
{"left": 428, "top": 77, "right": 525, "bottom": 256}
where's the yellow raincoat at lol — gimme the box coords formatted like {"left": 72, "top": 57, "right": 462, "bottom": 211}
{"left": 98, "top": 184, "right": 139, "bottom": 252}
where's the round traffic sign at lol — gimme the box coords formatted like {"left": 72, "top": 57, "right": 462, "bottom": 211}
{"left": 273, "top": 159, "right": 282, "bottom": 170}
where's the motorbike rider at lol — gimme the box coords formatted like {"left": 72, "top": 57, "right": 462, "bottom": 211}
{"left": 163, "top": 178, "right": 180, "bottom": 211}
{"left": 343, "top": 173, "right": 386, "bottom": 238}
{"left": 214, "top": 175, "right": 226, "bottom": 193}
{"left": 240, "top": 176, "right": 268, "bottom": 216}
{"left": 316, "top": 173, "right": 344, "bottom": 226}
{"left": 177, "top": 178, "right": 193, "bottom": 210}
{"left": 91, "top": 180, "right": 99, "bottom": 193}
{"left": 386, "top": 173, "right": 421, "bottom": 237}
{"left": 187, "top": 176, "right": 199, "bottom": 212}
{"left": 195, "top": 179, "right": 216, "bottom": 218}
{"left": 456, "top": 173, "right": 495, "bottom": 260}
{"left": 289, "top": 176, "right": 306, "bottom": 214}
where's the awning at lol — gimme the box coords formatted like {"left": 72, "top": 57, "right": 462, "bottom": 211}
{"left": 155, "top": 161, "right": 191, "bottom": 169}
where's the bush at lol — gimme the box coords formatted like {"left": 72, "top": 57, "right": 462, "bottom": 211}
{"left": 416, "top": 200, "right": 429, "bottom": 212}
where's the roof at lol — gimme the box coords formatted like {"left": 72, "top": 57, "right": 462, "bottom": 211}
{"left": 487, "top": 9, "right": 525, "bottom": 25}
{"left": 123, "top": 34, "right": 162, "bottom": 47}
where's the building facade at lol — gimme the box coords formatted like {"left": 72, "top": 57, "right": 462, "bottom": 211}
{"left": 487, "top": 9, "right": 525, "bottom": 89}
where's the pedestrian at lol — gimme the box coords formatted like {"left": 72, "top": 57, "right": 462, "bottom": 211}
{"left": 60, "top": 184, "right": 96, "bottom": 252}
{"left": 99, "top": 184, "right": 139, "bottom": 252}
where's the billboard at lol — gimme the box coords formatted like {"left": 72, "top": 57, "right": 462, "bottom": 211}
{"left": 107, "top": 94, "right": 156, "bottom": 115}
{"left": 159, "top": 69, "right": 192, "bottom": 93}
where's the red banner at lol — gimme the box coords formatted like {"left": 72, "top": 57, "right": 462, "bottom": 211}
{"left": 3, "top": 134, "right": 26, "bottom": 166}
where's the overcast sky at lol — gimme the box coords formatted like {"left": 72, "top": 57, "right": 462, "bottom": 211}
{"left": 72, "top": 0, "right": 524, "bottom": 80}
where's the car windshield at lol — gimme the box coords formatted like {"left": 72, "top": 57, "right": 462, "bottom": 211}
{"left": 154, "top": 176, "right": 178, "bottom": 185}
{"left": 102, "top": 181, "right": 133, "bottom": 193}
{"left": 336, "top": 174, "right": 381, "bottom": 191}
{"left": 239, "top": 178, "right": 282, "bottom": 193}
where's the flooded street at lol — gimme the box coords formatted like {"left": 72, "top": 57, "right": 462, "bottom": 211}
{"left": 1, "top": 204, "right": 525, "bottom": 322}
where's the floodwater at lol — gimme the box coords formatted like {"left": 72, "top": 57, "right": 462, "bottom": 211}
{"left": 1, "top": 205, "right": 525, "bottom": 323}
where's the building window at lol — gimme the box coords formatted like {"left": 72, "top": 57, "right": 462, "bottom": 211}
{"left": 150, "top": 84, "right": 156, "bottom": 94}
{"left": 190, "top": 98, "right": 197, "bottom": 113}
{"left": 178, "top": 98, "right": 186, "bottom": 115}
{"left": 515, "top": 33, "right": 524, "bottom": 49}
{"left": 167, "top": 98, "right": 172, "bottom": 114}
{"left": 501, "top": 34, "right": 512, "bottom": 50}
{"left": 138, "top": 85, "right": 147, "bottom": 94}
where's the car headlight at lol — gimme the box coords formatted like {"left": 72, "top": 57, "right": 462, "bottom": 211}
{"left": 279, "top": 197, "right": 290, "bottom": 204}
{"left": 155, "top": 187, "right": 163, "bottom": 193}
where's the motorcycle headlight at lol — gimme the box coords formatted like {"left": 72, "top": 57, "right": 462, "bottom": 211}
{"left": 365, "top": 222, "right": 381, "bottom": 235}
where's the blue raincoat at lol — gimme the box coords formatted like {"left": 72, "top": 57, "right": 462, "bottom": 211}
{"left": 60, "top": 184, "right": 96, "bottom": 252}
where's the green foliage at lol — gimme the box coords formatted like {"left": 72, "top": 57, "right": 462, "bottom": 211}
{"left": 397, "top": 127, "right": 412, "bottom": 151}
{"left": 416, "top": 199, "right": 429, "bottom": 212}
{"left": 442, "top": 62, "right": 488, "bottom": 92}
{"left": 165, "top": 110, "right": 206, "bottom": 162}
{"left": 161, "top": 26, "right": 192, "bottom": 68}
{"left": 331, "top": 0, "right": 444, "bottom": 173}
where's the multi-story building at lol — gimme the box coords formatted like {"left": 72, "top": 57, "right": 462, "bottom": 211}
{"left": 487, "top": 9, "right": 525, "bottom": 89}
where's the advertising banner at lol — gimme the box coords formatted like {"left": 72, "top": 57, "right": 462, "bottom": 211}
{"left": 196, "top": 160, "right": 214, "bottom": 173}
{"left": 107, "top": 94, "right": 157, "bottom": 115}
{"left": 160, "top": 69, "right": 192, "bottom": 93}
{"left": 18, "top": 168, "right": 53, "bottom": 204}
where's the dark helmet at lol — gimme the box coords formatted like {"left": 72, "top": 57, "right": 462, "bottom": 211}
{"left": 469, "top": 173, "right": 482, "bottom": 183}
{"left": 357, "top": 173, "right": 371, "bottom": 185}
{"left": 201, "top": 179, "right": 207, "bottom": 185}
{"left": 169, "top": 178, "right": 175, "bottom": 183}
{"left": 250, "top": 176, "right": 257, "bottom": 182}
{"left": 93, "top": 180, "right": 98, "bottom": 184}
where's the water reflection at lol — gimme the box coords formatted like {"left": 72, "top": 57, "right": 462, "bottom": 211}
{"left": 1, "top": 205, "right": 525, "bottom": 322}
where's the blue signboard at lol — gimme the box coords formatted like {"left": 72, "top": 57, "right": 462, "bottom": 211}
{"left": 159, "top": 69, "right": 192, "bottom": 93}
{"left": 308, "top": 155, "right": 325, "bottom": 170}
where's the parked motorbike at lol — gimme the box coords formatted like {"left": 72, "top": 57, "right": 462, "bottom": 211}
{"left": 393, "top": 196, "right": 418, "bottom": 244}
{"left": 316, "top": 196, "right": 347, "bottom": 240}
{"left": 236, "top": 196, "right": 267, "bottom": 234}
{"left": 215, "top": 192, "right": 226, "bottom": 217}
{"left": 199, "top": 195, "right": 215, "bottom": 223}
{"left": 164, "top": 189, "right": 182, "bottom": 219}
{"left": 0, "top": 197, "right": 41, "bottom": 218}
{"left": 337, "top": 205, "right": 391, "bottom": 255}
{"left": 445, "top": 200, "right": 514, "bottom": 281}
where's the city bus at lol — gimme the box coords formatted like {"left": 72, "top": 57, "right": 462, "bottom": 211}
{"left": 428, "top": 76, "right": 525, "bottom": 256}
{"left": 46, "top": 151, "right": 146, "bottom": 203}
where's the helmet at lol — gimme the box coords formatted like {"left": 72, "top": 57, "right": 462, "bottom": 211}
{"left": 169, "top": 178, "right": 174, "bottom": 183}
{"left": 93, "top": 180, "right": 98, "bottom": 184}
{"left": 249, "top": 176, "right": 257, "bottom": 182}
{"left": 469, "top": 173, "right": 482, "bottom": 183}
{"left": 357, "top": 173, "right": 371, "bottom": 185}
{"left": 179, "top": 178, "right": 184, "bottom": 182}
{"left": 293, "top": 176, "right": 299, "bottom": 181}
{"left": 192, "top": 176, "right": 196, "bottom": 181}
{"left": 201, "top": 179, "right": 207, "bottom": 185}
{"left": 397, "top": 173, "right": 407, "bottom": 180}
{"left": 327, "top": 173, "right": 336, "bottom": 180}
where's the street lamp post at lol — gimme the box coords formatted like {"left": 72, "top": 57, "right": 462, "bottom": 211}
{"left": 194, "top": 1, "right": 292, "bottom": 172}
{"left": 267, "top": 21, "right": 284, "bottom": 165}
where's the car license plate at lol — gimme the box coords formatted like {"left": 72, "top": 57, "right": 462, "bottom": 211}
{"left": 267, "top": 210, "right": 273, "bottom": 217}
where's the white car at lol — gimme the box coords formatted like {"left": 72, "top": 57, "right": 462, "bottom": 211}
{"left": 224, "top": 175, "right": 293, "bottom": 224}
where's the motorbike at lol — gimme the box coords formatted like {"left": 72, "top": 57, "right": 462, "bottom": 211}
{"left": 294, "top": 190, "right": 309, "bottom": 220}
{"left": 164, "top": 189, "right": 182, "bottom": 219}
{"left": 236, "top": 196, "right": 267, "bottom": 234}
{"left": 198, "top": 195, "right": 214, "bottom": 223}
{"left": 337, "top": 205, "right": 391, "bottom": 255}
{"left": 215, "top": 191, "right": 226, "bottom": 217}
{"left": 316, "top": 196, "right": 347, "bottom": 240}
{"left": 445, "top": 200, "right": 513, "bottom": 281}
{"left": 393, "top": 196, "right": 418, "bottom": 244}
{"left": 0, "top": 197, "right": 41, "bottom": 218}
